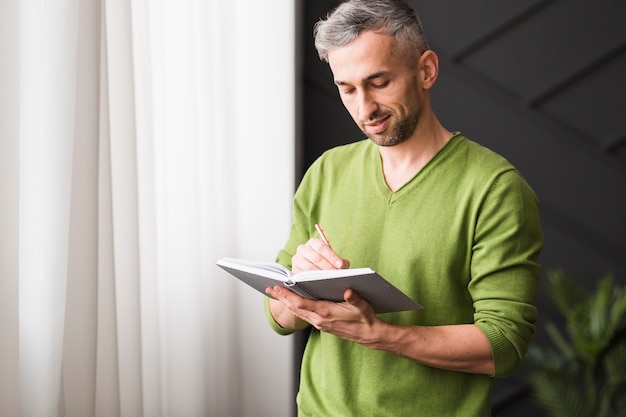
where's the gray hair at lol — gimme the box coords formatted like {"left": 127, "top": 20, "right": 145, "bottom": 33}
{"left": 313, "top": 0, "right": 430, "bottom": 65}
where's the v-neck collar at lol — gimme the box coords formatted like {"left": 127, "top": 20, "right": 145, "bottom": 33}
{"left": 371, "top": 133, "right": 462, "bottom": 202}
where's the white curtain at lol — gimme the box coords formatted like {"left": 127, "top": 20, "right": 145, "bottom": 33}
{"left": 0, "top": 1, "right": 295, "bottom": 416}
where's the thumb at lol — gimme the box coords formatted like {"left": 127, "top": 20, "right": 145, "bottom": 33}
{"left": 343, "top": 288, "right": 361, "bottom": 305}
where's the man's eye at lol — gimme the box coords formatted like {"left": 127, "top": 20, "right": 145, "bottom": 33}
{"left": 373, "top": 81, "right": 389, "bottom": 89}
{"left": 342, "top": 88, "right": 355, "bottom": 95}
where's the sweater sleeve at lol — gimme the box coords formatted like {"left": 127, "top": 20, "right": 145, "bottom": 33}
{"left": 470, "top": 170, "right": 543, "bottom": 377}
{"left": 264, "top": 159, "right": 321, "bottom": 335}
{"left": 263, "top": 297, "right": 297, "bottom": 335}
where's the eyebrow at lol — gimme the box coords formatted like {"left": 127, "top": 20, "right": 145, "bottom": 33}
{"left": 335, "top": 71, "right": 389, "bottom": 86}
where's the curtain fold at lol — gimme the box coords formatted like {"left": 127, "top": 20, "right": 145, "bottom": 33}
{"left": 61, "top": 0, "right": 100, "bottom": 412}
{"left": 102, "top": 0, "right": 144, "bottom": 414}
{"left": 0, "top": 1, "right": 294, "bottom": 416}
{"left": 0, "top": 0, "right": 21, "bottom": 415}
{"left": 18, "top": 1, "right": 77, "bottom": 416}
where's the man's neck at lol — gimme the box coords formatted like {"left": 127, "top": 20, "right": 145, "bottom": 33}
{"left": 378, "top": 120, "right": 452, "bottom": 192}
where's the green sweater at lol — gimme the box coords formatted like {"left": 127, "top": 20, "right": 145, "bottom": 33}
{"left": 265, "top": 134, "right": 543, "bottom": 416}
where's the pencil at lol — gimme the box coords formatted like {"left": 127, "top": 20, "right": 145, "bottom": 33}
{"left": 315, "top": 224, "right": 331, "bottom": 248}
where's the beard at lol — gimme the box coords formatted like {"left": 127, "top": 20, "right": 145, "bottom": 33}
{"left": 361, "top": 76, "right": 422, "bottom": 147}
{"left": 362, "top": 109, "right": 420, "bottom": 147}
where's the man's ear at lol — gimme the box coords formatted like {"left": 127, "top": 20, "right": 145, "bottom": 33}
{"left": 419, "top": 50, "right": 439, "bottom": 90}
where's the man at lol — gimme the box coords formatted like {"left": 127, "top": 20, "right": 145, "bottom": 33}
{"left": 265, "top": 0, "right": 543, "bottom": 415}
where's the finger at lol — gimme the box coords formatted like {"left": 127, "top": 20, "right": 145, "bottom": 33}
{"left": 266, "top": 286, "right": 325, "bottom": 324}
{"left": 293, "top": 239, "right": 341, "bottom": 272}
{"left": 265, "top": 285, "right": 298, "bottom": 301}
{"left": 305, "top": 238, "right": 339, "bottom": 269}
{"left": 343, "top": 289, "right": 373, "bottom": 314}
{"left": 266, "top": 286, "right": 314, "bottom": 311}
{"left": 308, "top": 238, "right": 345, "bottom": 268}
{"left": 343, "top": 288, "right": 361, "bottom": 306}
{"left": 308, "top": 239, "right": 350, "bottom": 270}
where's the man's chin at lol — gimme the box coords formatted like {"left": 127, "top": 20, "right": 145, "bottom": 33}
{"left": 366, "top": 134, "right": 405, "bottom": 147}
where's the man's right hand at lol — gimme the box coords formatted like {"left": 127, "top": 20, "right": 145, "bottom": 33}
{"left": 291, "top": 238, "right": 350, "bottom": 273}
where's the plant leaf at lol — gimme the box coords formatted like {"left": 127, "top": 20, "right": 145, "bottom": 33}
{"left": 603, "top": 343, "right": 626, "bottom": 386}
{"left": 529, "top": 371, "right": 589, "bottom": 417}
{"left": 546, "top": 269, "right": 585, "bottom": 317}
{"left": 526, "top": 344, "right": 579, "bottom": 376}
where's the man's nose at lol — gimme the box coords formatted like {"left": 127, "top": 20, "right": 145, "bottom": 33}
{"left": 357, "top": 91, "right": 378, "bottom": 120}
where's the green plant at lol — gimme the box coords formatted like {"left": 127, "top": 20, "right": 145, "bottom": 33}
{"left": 525, "top": 269, "right": 626, "bottom": 417}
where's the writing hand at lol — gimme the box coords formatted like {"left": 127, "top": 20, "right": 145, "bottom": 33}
{"left": 292, "top": 237, "right": 350, "bottom": 273}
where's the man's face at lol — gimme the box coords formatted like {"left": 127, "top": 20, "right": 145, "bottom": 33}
{"left": 328, "top": 31, "right": 423, "bottom": 147}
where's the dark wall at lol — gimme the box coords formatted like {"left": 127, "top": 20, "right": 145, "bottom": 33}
{"left": 296, "top": 0, "right": 626, "bottom": 415}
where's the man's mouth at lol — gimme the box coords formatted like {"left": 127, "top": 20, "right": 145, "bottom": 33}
{"left": 363, "top": 115, "right": 391, "bottom": 134}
